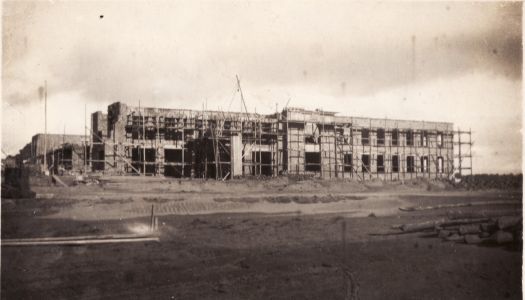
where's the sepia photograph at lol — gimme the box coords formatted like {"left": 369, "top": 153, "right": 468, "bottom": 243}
{"left": 1, "top": 1, "right": 522, "bottom": 299}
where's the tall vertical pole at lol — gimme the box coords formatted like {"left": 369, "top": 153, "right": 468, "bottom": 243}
{"left": 89, "top": 112, "right": 93, "bottom": 170}
{"left": 274, "top": 120, "right": 278, "bottom": 177}
{"left": 321, "top": 109, "right": 324, "bottom": 178}
{"left": 215, "top": 126, "right": 219, "bottom": 180}
{"left": 138, "top": 100, "right": 142, "bottom": 176}
{"left": 369, "top": 119, "right": 372, "bottom": 180}
{"left": 182, "top": 128, "right": 185, "bottom": 177}
{"left": 43, "top": 81, "right": 48, "bottom": 173}
{"left": 286, "top": 102, "right": 290, "bottom": 174}
{"left": 156, "top": 114, "right": 159, "bottom": 176}
{"left": 334, "top": 123, "right": 338, "bottom": 178}
{"left": 458, "top": 128, "right": 462, "bottom": 177}
{"left": 236, "top": 75, "right": 249, "bottom": 118}
{"left": 51, "top": 147, "right": 55, "bottom": 174}
{"left": 141, "top": 101, "right": 146, "bottom": 176}
{"left": 138, "top": 101, "right": 140, "bottom": 175}
{"left": 259, "top": 119, "right": 261, "bottom": 176}
{"left": 469, "top": 128, "right": 473, "bottom": 176}
{"left": 62, "top": 124, "right": 65, "bottom": 169}
{"left": 84, "top": 104, "right": 87, "bottom": 174}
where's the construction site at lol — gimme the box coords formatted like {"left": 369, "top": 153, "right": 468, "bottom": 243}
{"left": 14, "top": 100, "right": 474, "bottom": 182}
{"left": 3, "top": 97, "right": 522, "bottom": 300}
{"left": 11, "top": 82, "right": 525, "bottom": 300}
{"left": 4, "top": 0, "right": 524, "bottom": 298}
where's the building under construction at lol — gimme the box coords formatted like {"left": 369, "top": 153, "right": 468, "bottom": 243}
{"left": 15, "top": 133, "right": 89, "bottom": 174}
{"left": 89, "top": 102, "right": 472, "bottom": 180}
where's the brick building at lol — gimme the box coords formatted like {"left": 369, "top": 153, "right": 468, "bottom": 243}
{"left": 90, "top": 102, "right": 463, "bottom": 180}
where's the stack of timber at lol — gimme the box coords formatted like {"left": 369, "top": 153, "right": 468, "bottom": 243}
{"left": 391, "top": 215, "right": 522, "bottom": 246}
{"left": 393, "top": 200, "right": 523, "bottom": 245}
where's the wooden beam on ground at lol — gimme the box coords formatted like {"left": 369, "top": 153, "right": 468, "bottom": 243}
{"left": 4, "top": 233, "right": 156, "bottom": 243}
{"left": 447, "top": 209, "right": 522, "bottom": 220}
{"left": 2, "top": 236, "right": 159, "bottom": 246}
{"left": 399, "top": 218, "right": 490, "bottom": 233}
{"left": 52, "top": 175, "right": 68, "bottom": 187}
{"left": 399, "top": 201, "right": 521, "bottom": 212}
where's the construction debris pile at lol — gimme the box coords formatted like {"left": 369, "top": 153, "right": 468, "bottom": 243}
{"left": 73, "top": 175, "right": 100, "bottom": 186}
{"left": 393, "top": 215, "right": 522, "bottom": 246}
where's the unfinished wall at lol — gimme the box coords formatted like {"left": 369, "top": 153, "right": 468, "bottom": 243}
{"left": 30, "top": 134, "right": 85, "bottom": 163}
{"left": 91, "top": 102, "right": 457, "bottom": 180}
{"left": 49, "top": 144, "right": 87, "bottom": 174}
{"left": 281, "top": 108, "right": 454, "bottom": 180}
{"left": 97, "top": 102, "right": 283, "bottom": 179}
{"left": 91, "top": 111, "right": 110, "bottom": 172}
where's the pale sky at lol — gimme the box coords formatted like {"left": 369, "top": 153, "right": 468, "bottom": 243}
{"left": 2, "top": 1, "right": 522, "bottom": 173}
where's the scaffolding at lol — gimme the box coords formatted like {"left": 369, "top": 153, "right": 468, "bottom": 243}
{"left": 88, "top": 100, "right": 469, "bottom": 181}
{"left": 454, "top": 128, "right": 474, "bottom": 177}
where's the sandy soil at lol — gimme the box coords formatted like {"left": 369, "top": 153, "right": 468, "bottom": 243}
{"left": 1, "top": 177, "right": 522, "bottom": 299}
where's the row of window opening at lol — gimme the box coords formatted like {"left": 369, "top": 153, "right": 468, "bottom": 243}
{"left": 342, "top": 154, "right": 445, "bottom": 174}
{"left": 361, "top": 129, "right": 444, "bottom": 147}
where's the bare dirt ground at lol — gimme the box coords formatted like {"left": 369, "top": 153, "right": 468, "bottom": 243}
{"left": 1, "top": 176, "right": 522, "bottom": 299}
